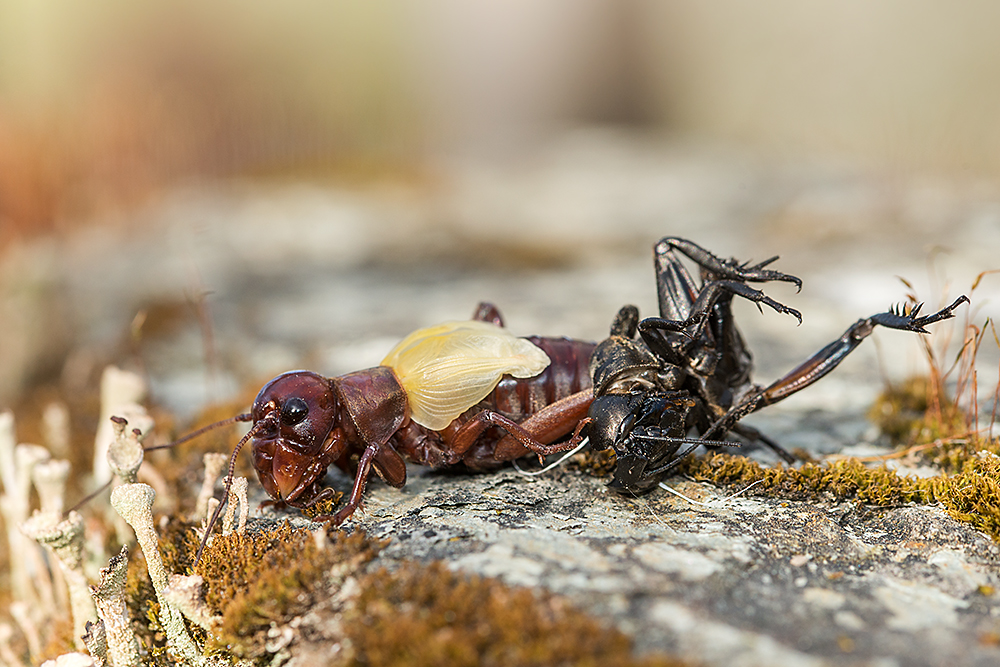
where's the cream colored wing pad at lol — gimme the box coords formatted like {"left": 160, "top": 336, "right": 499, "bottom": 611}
{"left": 381, "top": 320, "right": 551, "bottom": 430}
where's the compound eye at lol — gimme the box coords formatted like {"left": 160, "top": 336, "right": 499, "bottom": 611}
{"left": 280, "top": 397, "right": 309, "bottom": 426}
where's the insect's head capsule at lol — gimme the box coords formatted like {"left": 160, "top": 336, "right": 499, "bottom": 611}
{"left": 250, "top": 370, "right": 339, "bottom": 502}
{"left": 589, "top": 391, "right": 696, "bottom": 495}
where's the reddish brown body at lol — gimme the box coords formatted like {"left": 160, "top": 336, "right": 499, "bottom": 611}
{"left": 246, "top": 304, "right": 595, "bottom": 525}
{"left": 389, "top": 335, "right": 594, "bottom": 470}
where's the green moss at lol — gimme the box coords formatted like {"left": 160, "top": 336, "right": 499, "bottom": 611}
{"left": 682, "top": 448, "right": 1000, "bottom": 542}
{"left": 925, "top": 454, "right": 1000, "bottom": 539}
{"left": 344, "top": 562, "right": 693, "bottom": 667}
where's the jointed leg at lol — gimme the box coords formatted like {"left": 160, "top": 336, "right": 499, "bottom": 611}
{"left": 638, "top": 278, "right": 803, "bottom": 361}
{"left": 472, "top": 302, "right": 505, "bottom": 327}
{"left": 315, "top": 441, "right": 380, "bottom": 526}
{"left": 444, "top": 390, "right": 594, "bottom": 463}
{"left": 654, "top": 237, "right": 802, "bottom": 303}
{"left": 759, "top": 296, "right": 968, "bottom": 406}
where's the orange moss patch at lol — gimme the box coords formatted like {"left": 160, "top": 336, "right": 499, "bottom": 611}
{"left": 344, "top": 562, "right": 693, "bottom": 667}
{"left": 194, "top": 523, "right": 381, "bottom": 658}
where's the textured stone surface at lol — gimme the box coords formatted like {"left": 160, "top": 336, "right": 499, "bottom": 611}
{"left": 336, "top": 464, "right": 1000, "bottom": 667}
{"left": 3, "top": 133, "right": 999, "bottom": 666}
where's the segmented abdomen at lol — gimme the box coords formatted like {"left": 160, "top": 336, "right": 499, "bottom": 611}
{"left": 486, "top": 336, "right": 595, "bottom": 421}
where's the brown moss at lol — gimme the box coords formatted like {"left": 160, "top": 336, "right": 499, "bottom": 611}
{"left": 568, "top": 447, "right": 618, "bottom": 478}
{"left": 301, "top": 491, "right": 344, "bottom": 519}
{"left": 344, "top": 562, "right": 693, "bottom": 667}
{"left": 194, "top": 523, "right": 382, "bottom": 658}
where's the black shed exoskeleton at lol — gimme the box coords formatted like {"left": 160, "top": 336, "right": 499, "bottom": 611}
{"left": 588, "top": 237, "right": 968, "bottom": 493}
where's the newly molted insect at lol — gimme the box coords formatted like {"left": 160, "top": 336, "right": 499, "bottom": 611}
{"left": 587, "top": 236, "right": 970, "bottom": 494}
{"left": 191, "top": 303, "right": 594, "bottom": 542}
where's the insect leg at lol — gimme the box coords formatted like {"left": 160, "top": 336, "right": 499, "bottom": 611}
{"left": 372, "top": 441, "right": 407, "bottom": 488}
{"left": 447, "top": 390, "right": 593, "bottom": 463}
{"left": 759, "top": 295, "right": 969, "bottom": 406}
{"left": 472, "top": 302, "right": 505, "bottom": 327}
{"left": 654, "top": 237, "right": 803, "bottom": 290}
{"left": 654, "top": 240, "right": 701, "bottom": 321}
{"left": 638, "top": 279, "right": 802, "bottom": 362}
{"left": 315, "top": 441, "right": 379, "bottom": 526}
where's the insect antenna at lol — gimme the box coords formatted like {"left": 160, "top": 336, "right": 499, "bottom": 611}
{"left": 144, "top": 413, "right": 252, "bottom": 451}
{"left": 68, "top": 413, "right": 252, "bottom": 513}
{"left": 643, "top": 436, "right": 741, "bottom": 477}
{"left": 194, "top": 416, "right": 271, "bottom": 565}
{"left": 67, "top": 477, "right": 115, "bottom": 513}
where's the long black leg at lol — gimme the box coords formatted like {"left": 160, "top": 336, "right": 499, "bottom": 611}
{"left": 648, "top": 238, "right": 803, "bottom": 356}
{"left": 654, "top": 237, "right": 803, "bottom": 296}
{"left": 758, "top": 296, "right": 968, "bottom": 407}
{"left": 638, "top": 279, "right": 803, "bottom": 360}
{"left": 654, "top": 241, "right": 701, "bottom": 321}
{"left": 695, "top": 296, "right": 968, "bottom": 449}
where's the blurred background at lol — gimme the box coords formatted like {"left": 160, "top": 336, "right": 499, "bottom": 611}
{"left": 1, "top": 0, "right": 998, "bottom": 409}
{"left": 5, "top": 0, "right": 1000, "bottom": 238}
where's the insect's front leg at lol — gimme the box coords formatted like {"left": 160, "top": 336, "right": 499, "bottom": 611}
{"left": 638, "top": 278, "right": 802, "bottom": 363}
{"left": 313, "top": 442, "right": 380, "bottom": 526}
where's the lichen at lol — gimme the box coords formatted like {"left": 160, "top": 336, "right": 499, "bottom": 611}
{"left": 111, "top": 483, "right": 202, "bottom": 664}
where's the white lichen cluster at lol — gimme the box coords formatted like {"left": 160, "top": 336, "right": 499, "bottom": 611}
{"left": 1, "top": 366, "right": 253, "bottom": 666}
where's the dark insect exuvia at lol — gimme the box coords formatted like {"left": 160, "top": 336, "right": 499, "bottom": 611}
{"left": 587, "top": 236, "right": 969, "bottom": 494}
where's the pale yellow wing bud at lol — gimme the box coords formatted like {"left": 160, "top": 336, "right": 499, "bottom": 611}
{"left": 381, "top": 320, "right": 550, "bottom": 430}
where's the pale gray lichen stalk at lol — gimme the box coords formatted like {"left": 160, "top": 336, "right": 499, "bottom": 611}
{"left": 20, "top": 512, "right": 98, "bottom": 650}
{"left": 110, "top": 483, "right": 203, "bottom": 664}
{"left": 31, "top": 458, "right": 72, "bottom": 516}
{"left": 107, "top": 417, "right": 144, "bottom": 485}
{"left": 40, "top": 651, "right": 98, "bottom": 667}
{"left": 92, "top": 367, "right": 149, "bottom": 489}
{"left": 41, "top": 401, "right": 72, "bottom": 460}
{"left": 89, "top": 546, "right": 140, "bottom": 667}
{"left": 1, "top": 416, "right": 54, "bottom": 608}
{"left": 196, "top": 452, "right": 229, "bottom": 521}
{"left": 164, "top": 574, "right": 223, "bottom": 633}
{"left": 0, "top": 622, "right": 23, "bottom": 666}
{"left": 222, "top": 476, "right": 249, "bottom": 536}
